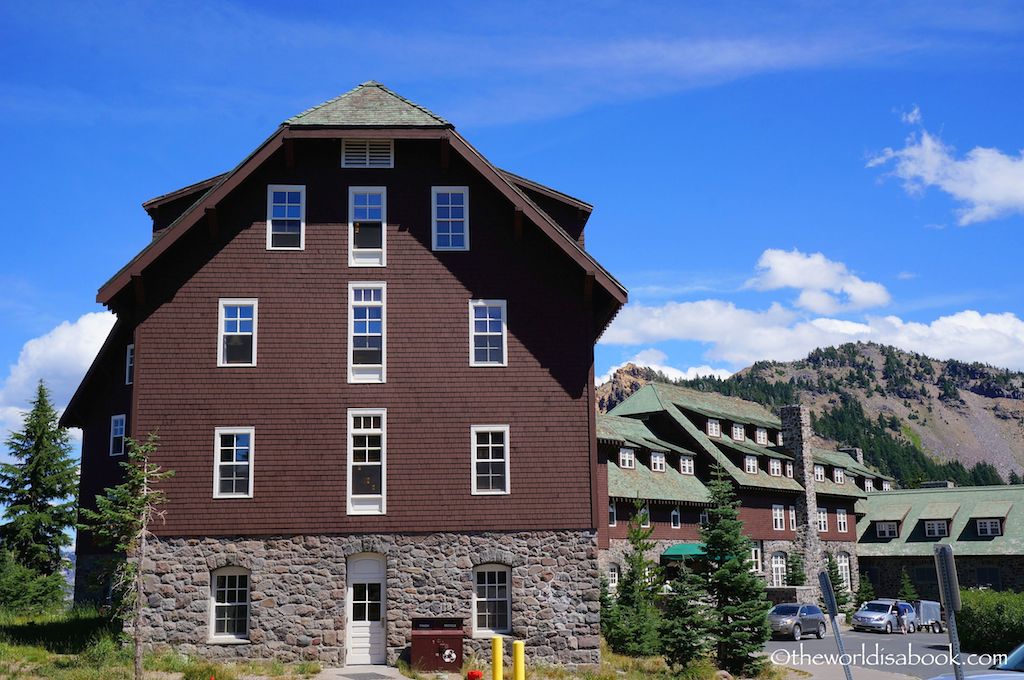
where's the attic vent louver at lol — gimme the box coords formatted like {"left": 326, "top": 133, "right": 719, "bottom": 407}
{"left": 342, "top": 139, "right": 394, "bottom": 168}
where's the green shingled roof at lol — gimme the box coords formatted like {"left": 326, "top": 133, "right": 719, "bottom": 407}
{"left": 815, "top": 477, "right": 868, "bottom": 500}
{"left": 811, "top": 447, "right": 892, "bottom": 481}
{"left": 287, "top": 81, "right": 451, "bottom": 127}
{"left": 857, "top": 485, "right": 1024, "bottom": 557}
{"left": 716, "top": 436, "right": 793, "bottom": 461}
{"left": 645, "top": 383, "right": 782, "bottom": 429}
{"left": 608, "top": 461, "right": 710, "bottom": 505}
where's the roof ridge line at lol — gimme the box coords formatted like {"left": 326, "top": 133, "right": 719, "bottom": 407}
{"left": 284, "top": 81, "right": 450, "bottom": 126}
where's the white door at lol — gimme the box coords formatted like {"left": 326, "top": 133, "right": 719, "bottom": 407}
{"left": 347, "top": 553, "right": 386, "bottom": 665}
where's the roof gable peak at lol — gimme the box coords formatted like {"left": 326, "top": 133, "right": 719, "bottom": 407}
{"left": 286, "top": 81, "right": 451, "bottom": 128}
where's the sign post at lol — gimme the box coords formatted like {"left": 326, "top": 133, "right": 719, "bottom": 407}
{"left": 934, "top": 545, "right": 964, "bottom": 680}
{"left": 819, "top": 570, "right": 854, "bottom": 680}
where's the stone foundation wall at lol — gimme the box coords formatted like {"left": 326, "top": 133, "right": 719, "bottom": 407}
{"left": 74, "top": 553, "right": 121, "bottom": 605}
{"left": 138, "top": 531, "right": 599, "bottom": 668}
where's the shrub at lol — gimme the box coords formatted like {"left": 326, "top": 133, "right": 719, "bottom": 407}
{"left": 957, "top": 589, "right": 1024, "bottom": 654}
{"left": 182, "top": 660, "right": 238, "bottom": 680}
{"left": 0, "top": 550, "right": 66, "bottom": 614}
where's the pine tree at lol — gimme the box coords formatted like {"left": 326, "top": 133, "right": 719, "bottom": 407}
{"left": 825, "top": 553, "right": 851, "bottom": 611}
{"left": 0, "top": 381, "right": 77, "bottom": 576}
{"left": 855, "top": 572, "right": 876, "bottom": 607}
{"left": 701, "top": 466, "right": 771, "bottom": 675}
{"left": 79, "top": 433, "right": 172, "bottom": 680}
{"left": 1009, "top": 471, "right": 1022, "bottom": 485}
{"left": 786, "top": 553, "right": 806, "bottom": 586}
{"left": 604, "top": 499, "right": 662, "bottom": 657}
{"left": 897, "top": 568, "right": 919, "bottom": 602}
{"left": 659, "top": 562, "right": 711, "bottom": 669}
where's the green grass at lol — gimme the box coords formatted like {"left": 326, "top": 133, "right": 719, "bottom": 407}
{"left": 900, "top": 424, "right": 924, "bottom": 451}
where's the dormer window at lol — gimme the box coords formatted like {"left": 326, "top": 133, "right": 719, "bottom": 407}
{"left": 744, "top": 455, "right": 758, "bottom": 474}
{"left": 618, "top": 447, "right": 635, "bottom": 469}
{"left": 925, "top": 520, "right": 949, "bottom": 538}
{"left": 876, "top": 521, "right": 898, "bottom": 538}
{"left": 769, "top": 459, "right": 782, "bottom": 476}
{"left": 755, "top": 427, "right": 768, "bottom": 445}
{"left": 349, "top": 187, "right": 386, "bottom": 267}
{"left": 882, "top": 480, "right": 892, "bottom": 491}
{"left": 977, "top": 519, "right": 1002, "bottom": 536}
{"left": 833, "top": 469, "right": 845, "bottom": 484}
{"left": 680, "top": 456, "right": 695, "bottom": 475}
{"left": 777, "top": 432, "right": 784, "bottom": 446}
{"left": 706, "top": 419, "right": 721, "bottom": 437}
{"left": 651, "top": 452, "right": 666, "bottom": 473}
{"left": 814, "top": 465, "right": 825, "bottom": 482}
{"left": 342, "top": 139, "right": 394, "bottom": 168}
{"left": 785, "top": 462, "right": 794, "bottom": 478}
{"left": 731, "top": 423, "right": 745, "bottom": 441}
{"left": 865, "top": 479, "right": 875, "bottom": 492}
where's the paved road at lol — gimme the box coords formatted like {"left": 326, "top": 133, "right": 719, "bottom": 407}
{"left": 766, "top": 627, "right": 1002, "bottom": 679}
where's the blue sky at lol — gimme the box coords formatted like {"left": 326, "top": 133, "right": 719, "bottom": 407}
{"left": 2, "top": 0, "right": 1024, "bottom": 444}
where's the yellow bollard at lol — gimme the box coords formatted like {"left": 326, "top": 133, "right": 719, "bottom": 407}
{"left": 492, "top": 636, "right": 503, "bottom": 680}
{"left": 512, "top": 640, "right": 525, "bottom": 680}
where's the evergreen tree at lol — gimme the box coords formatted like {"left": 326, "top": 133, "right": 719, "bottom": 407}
{"left": 79, "top": 433, "right": 172, "bottom": 680}
{"left": 659, "top": 562, "right": 711, "bottom": 669}
{"left": 0, "top": 381, "right": 77, "bottom": 576}
{"left": 786, "top": 553, "right": 806, "bottom": 586}
{"left": 0, "top": 549, "right": 65, "bottom": 613}
{"left": 598, "top": 576, "right": 621, "bottom": 640}
{"left": 1009, "top": 471, "right": 1023, "bottom": 486}
{"left": 604, "top": 500, "right": 662, "bottom": 657}
{"left": 855, "top": 572, "right": 876, "bottom": 607}
{"left": 701, "top": 466, "right": 771, "bottom": 676}
{"left": 825, "top": 553, "right": 851, "bottom": 611}
{"left": 897, "top": 568, "right": 919, "bottom": 602}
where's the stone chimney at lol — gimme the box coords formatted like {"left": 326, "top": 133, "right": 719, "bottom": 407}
{"left": 780, "top": 405, "right": 825, "bottom": 588}
{"left": 838, "top": 446, "right": 864, "bottom": 465}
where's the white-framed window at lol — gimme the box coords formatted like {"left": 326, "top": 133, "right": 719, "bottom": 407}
{"left": 607, "top": 564, "right": 620, "bottom": 590}
{"left": 651, "top": 452, "right": 666, "bottom": 473}
{"left": 772, "top": 504, "right": 785, "bottom": 531}
{"left": 699, "top": 508, "right": 709, "bottom": 526}
{"left": 125, "top": 344, "right": 134, "bottom": 385}
{"left": 347, "top": 408, "right": 386, "bottom": 515}
{"left": 977, "top": 519, "right": 1002, "bottom": 536}
{"left": 755, "top": 427, "right": 768, "bottom": 445}
{"left": 817, "top": 507, "right": 829, "bottom": 533}
{"left": 882, "top": 480, "right": 892, "bottom": 491}
{"left": 213, "top": 428, "right": 254, "bottom": 499}
{"left": 925, "top": 520, "right": 949, "bottom": 538}
{"left": 109, "top": 414, "right": 126, "bottom": 456}
{"left": 770, "top": 552, "right": 787, "bottom": 587}
{"left": 349, "top": 283, "right": 386, "bottom": 383}
{"left": 469, "top": 299, "right": 507, "bottom": 367}
{"left": 706, "top": 419, "right": 721, "bottom": 437}
{"left": 837, "top": 508, "right": 849, "bottom": 533}
{"left": 837, "top": 552, "right": 852, "bottom": 591}
{"left": 769, "top": 459, "right": 782, "bottom": 476}
{"left": 471, "top": 425, "right": 510, "bottom": 495}
{"left": 342, "top": 139, "right": 394, "bottom": 168}
{"left": 876, "top": 521, "right": 899, "bottom": 538}
{"left": 671, "top": 507, "right": 681, "bottom": 529}
{"left": 266, "top": 184, "right": 305, "bottom": 250}
{"left": 432, "top": 186, "right": 469, "bottom": 251}
{"left": 814, "top": 464, "right": 826, "bottom": 482}
{"left": 834, "top": 468, "right": 845, "bottom": 484}
{"left": 786, "top": 461, "right": 794, "bottom": 478}
{"left": 732, "top": 423, "right": 745, "bottom": 441}
{"left": 640, "top": 503, "right": 651, "bottom": 528}
{"left": 777, "top": 432, "right": 784, "bottom": 446}
{"left": 680, "top": 455, "right": 695, "bottom": 475}
{"left": 609, "top": 503, "right": 617, "bottom": 527}
{"left": 210, "top": 566, "right": 250, "bottom": 641}
{"left": 618, "top": 447, "right": 635, "bottom": 469}
{"left": 789, "top": 505, "right": 797, "bottom": 531}
{"left": 349, "top": 186, "right": 386, "bottom": 267}
{"left": 749, "top": 543, "right": 762, "bottom": 573}
{"left": 744, "top": 455, "right": 758, "bottom": 474}
{"left": 865, "top": 478, "right": 875, "bottom": 492}
{"left": 218, "top": 299, "right": 257, "bottom": 367}
{"left": 473, "top": 564, "right": 511, "bottom": 635}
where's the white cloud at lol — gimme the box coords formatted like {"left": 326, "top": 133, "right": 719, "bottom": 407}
{"left": 901, "top": 105, "right": 922, "bottom": 125}
{"left": 0, "top": 312, "right": 115, "bottom": 439}
{"left": 897, "top": 271, "right": 918, "bottom": 280}
{"left": 598, "top": 348, "right": 732, "bottom": 385}
{"left": 869, "top": 129, "right": 1024, "bottom": 225}
{"left": 746, "top": 248, "right": 891, "bottom": 314}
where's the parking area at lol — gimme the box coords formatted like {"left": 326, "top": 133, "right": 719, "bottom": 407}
{"left": 765, "top": 628, "right": 1001, "bottom": 679}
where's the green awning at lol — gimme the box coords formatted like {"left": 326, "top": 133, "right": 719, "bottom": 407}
{"left": 662, "top": 543, "right": 706, "bottom": 560}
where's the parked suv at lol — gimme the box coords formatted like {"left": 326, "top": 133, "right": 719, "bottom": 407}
{"left": 768, "top": 603, "right": 827, "bottom": 640}
{"left": 852, "top": 599, "right": 918, "bottom": 633}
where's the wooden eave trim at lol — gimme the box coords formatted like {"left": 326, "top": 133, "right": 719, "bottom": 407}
{"left": 60, "top": 320, "right": 122, "bottom": 428}
{"left": 141, "top": 172, "right": 228, "bottom": 211}
{"left": 499, "top": 169, "right": 593, "bottom": 213}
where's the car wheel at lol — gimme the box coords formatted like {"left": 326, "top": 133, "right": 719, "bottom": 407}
{"left": 885, "top": 622, "right": 892, "bottom": 634}
{"left": 933, "top": 622, "right": 942, "bottom": 634}
{"left": 792, "top": 624, "right": 802, "bottom": 641}
{"left": 817, "top": 622, "right": 826, "bottom": 639}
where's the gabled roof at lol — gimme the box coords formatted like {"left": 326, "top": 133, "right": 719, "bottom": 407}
{"left": 286, "top": 81, "right": 450, "bottom": 127}
{"left": 629, "top": 383, "right": 782, "bottom": 430}
{"left": 608, "top": 461, "right": 710, "bottom": 505}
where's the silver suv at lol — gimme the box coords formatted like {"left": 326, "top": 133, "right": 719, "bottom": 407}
{"left": 851, "top": 599, "right": 918, "bottom": 633}
{"left": 768, "top": 603, "right": 827, "bottom": 640}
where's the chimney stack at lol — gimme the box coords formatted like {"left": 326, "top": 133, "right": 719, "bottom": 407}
{"left": 838, "top": 446, "right": 865, "bottom": 465}
{"left": 780, "top": 404, "right": 825, "bottom": 587}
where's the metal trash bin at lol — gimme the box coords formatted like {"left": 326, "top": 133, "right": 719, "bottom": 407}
{"left": 411, "top": 617, "right": 464, "bottom": 672}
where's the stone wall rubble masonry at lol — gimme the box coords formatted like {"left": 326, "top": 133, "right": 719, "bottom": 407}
{"left": 129, "top": 530, "right": 599, "bottom": 667}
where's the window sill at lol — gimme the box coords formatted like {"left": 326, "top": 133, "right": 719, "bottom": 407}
{"left": 208, "top": 637, "right": 251, "bottom": 646}
{"left": 472, "top": 631, "right": 512, "bottom": 640}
